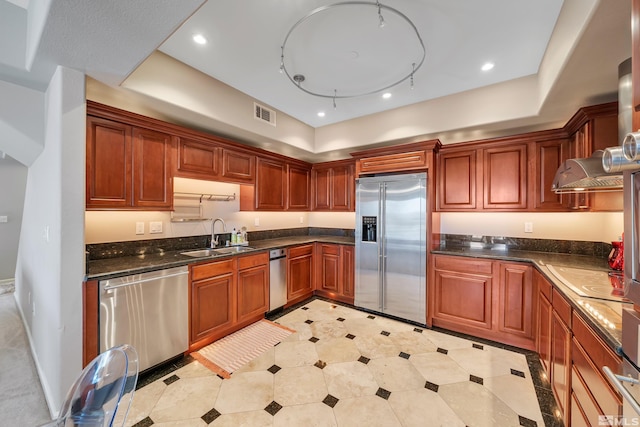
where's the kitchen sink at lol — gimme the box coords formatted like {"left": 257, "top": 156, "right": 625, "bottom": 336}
{"left": 180, "top": 246, "right": 255, "bottom": 258}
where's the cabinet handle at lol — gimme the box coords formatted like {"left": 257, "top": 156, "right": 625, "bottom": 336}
{"left": 603, "top": 366, "right": 640, "bottom": 415}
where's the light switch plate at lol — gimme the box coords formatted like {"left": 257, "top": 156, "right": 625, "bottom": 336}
{"left": 135, "top": 222, "right": 145, "bottom": 235}
{"left": 524, "top": 222, "right": 533, "bottom": 233}
{"left": 149, "top": 221, "right": 163, "bottom": 234}
{"left": 254, "top": 217, "right": 260, "bottom": 227}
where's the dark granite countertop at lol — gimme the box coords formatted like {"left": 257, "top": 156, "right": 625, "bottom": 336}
{"left": 432, "top": 246, "right": 627, "bottom": 355}
{"left": 86, "top": 235, "right": 354, "bottom": 281}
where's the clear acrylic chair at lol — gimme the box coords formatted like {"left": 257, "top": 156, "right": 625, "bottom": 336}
{"left": 39, "top": 344, "right": 139, "bottom": 427}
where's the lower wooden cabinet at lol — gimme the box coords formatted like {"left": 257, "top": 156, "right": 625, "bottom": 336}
{"left": 237, "top": 252, "right": 269, "bottom": 324}
{"left": 430, "top": 255, "right": 535, "bottom": 350}
{"left": 315, "top": 243, "right": 355, "bottom": 304}
{"left": 551, "top": 305, "right": 572, "bottom": 421}
{"left": 535, "top": 269, "right": 553, "bottom": 373}
{"left": 287, "top": 244, "right": 315, "bottom": 305}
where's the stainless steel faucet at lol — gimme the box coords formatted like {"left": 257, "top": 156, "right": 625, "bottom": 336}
{"left": 211, "top": 218, "right": 227, "bottom": 248}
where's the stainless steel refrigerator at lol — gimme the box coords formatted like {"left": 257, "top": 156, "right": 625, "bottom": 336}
{"left": 355, "top": 173, "right": 427, "bottom": 324}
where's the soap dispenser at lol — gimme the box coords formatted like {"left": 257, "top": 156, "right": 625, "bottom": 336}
{"left": 231, "top": 228, "right": 238, "bottom": 244}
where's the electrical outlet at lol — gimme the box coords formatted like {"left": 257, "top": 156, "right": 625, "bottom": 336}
{"left": 524, "top": 222, "right": 533, "bottom": 233}
{"left": 254, "top": 217, "right": 260, "bottom": 227}
{"left": 149, "top": 221, "right": 163, "bottom": 234}
{"left": 135, "top": 222, "right": 145, "bottom": 235}
{"left": 299, "top": 216, "right": 304, "bottom": 224}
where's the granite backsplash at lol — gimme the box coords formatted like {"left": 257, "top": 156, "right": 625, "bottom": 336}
{"left": 435, "top": 233, "right": 613, "bottom": 259}
{"left": 86, "top": 227, "right": 355, "bottom": 261}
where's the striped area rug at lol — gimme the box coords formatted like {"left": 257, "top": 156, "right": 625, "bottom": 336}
{"left": 192, "top": 319, "right": 295, "bottom": 378}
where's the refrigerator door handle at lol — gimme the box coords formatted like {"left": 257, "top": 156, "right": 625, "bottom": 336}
{"left": 380, "top": 183, "right": 386, "bottom": 311}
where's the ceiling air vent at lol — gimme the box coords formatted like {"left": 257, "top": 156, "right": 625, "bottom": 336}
{"left": 254, "top": 102, "right": 276, "bottom": 126}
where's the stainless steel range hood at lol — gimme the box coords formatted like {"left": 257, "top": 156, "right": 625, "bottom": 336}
{"left": 551, "top": 150, "right": 623, "bottom": 194}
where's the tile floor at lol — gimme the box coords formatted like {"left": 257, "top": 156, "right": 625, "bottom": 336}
{"left": 125, "top": 299, "right": 563, "bottom": 427}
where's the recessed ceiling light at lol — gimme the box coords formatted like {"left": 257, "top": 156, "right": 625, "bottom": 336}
{"left": 317, "top": 111, "right": 326, "bottom": 117}
{"left": 382, "top": 92, "right": 392, "bottom": 99}
{"left": 193, "top": 34, "right": 207, "bottom": 45}
{"left": 481, "top": 62, "right": 495, "bottom": 71}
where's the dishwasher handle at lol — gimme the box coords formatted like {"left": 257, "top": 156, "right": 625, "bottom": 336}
{"left": 103, "top": 270, "right": 188, "bottom": 291}
{"left": 603, "top": 366, "right": 640, "bottom": 415}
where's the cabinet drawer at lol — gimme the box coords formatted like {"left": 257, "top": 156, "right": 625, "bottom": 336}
{"left": 191, "top": 259, "right": 235, "bottom": 281}
{"left": 434, "top": 255, "right": 493, "bottom": 275}
{"left": 552, "top": 288, "right": 572, "bottom": 327}
{"left": 319, "top": 243, "right": 340, "bottom": 256}
{"left": 288, "top": 244, "right": 313, "bottom": 258}
{"left": 571, "top": 372, "right": 600, "bottom": 427}
{"left": 237, "top": 252, "right": 268, "bottom": 270}
{"left": 536, "top": 270, "right": 552, "bottom": 300}
{"left": 572, "top": 337, "right": 621, "bottom": 416}
{"left": 359, "top": 150, "right": 427, "bottom": 174}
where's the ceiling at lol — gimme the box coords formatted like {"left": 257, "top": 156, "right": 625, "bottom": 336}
{"left": 159, "top": 0, "right": 565, "bottom": 128}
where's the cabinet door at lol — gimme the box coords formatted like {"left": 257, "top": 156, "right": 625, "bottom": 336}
{"left": 288, "top": 164, "right": 311, "bottom": 210}
{"left": 86, "top": 117, "right": 132, "bottom": 208}
{"left": 331, "top": 164, "right": 354, "bottom": 211}
{"left": 237, "top": 264, "right": 268, "bottom": 324}
{"left": 483, "top": 144, "right": 527, "bottom": 209}
{"left": 312, "top": 167, "right": 331, "bottom": 210}
{"left": 191, "top": 272, "right": 235, "bottom": 344}
{"left": 537, "top": 291, "right": 552, "bottom": 373}
{"left": 222, "top": 149, "right": 255, "bottom": 183}
{"left": 132, "top": 127, "right": 172, "bottom": 209}
{"left": 564, "top": 126, "right": 590, "bottom": 210}
{"left": 287, "top": 245, "right": 314, "bottom": 302}
{"left": 255, "top": 157, "right": 287, "bottom": 210}
{"left": 341, "top": 245, "right": 355, "bottom": 298}
{"left": 497, "top": 262, "right": 534, "bottom": 342}
{"left": 438, "top": 150, "right": 477, "bottom": 210}
{"left": 551, "top": 309, "right": 572, "bottom": 421}
{"left": 534, "top": 139, "right": 566, "bottom": 211}
{"left": 317, "top": 244, "right": 340, "bottom": 293}
{"left": 176, "top": 137, "right": 220, "bottom": 179}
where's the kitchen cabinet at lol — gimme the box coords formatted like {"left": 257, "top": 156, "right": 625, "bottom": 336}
{"left": 535, "top": 269, "right": 553, "bottom": 372}
{"left": 255, "top": 157, "right": 287, "bottom": 210}
{"left": 430, "top": 255, "right": 536, "bottom": 350}
{"left": 312, "top": 160, "right": 355, "bottom": 211}
{"left": 315, "top": 243, "right": 355, "bottom": 304}
{"left": 288, "top": 164, "right": 311, "bottom": 210}
{"left": 221, "top": 148, "right": 255, "bottom": 184}
{"left": 175, "top": 136, "right": 220, "bottom": 180}
{"left": 550, "top": 288, "right": 572, "bottom": 422}
{"left": 482, "top": 144, "right": 527, "bottom": 210}
{"left": 86, "top": 115, "right": 172, "bottom": 210}
{"left": 533, "top": 138, "right": 568, "bottom": 211}
{"left": 83, "top": 280, "right": 99, "bottom": 367}
{"left": 437, "top": 149, "right": 477, "bottom": 210}
{"left": 190, "top": 259, "right": 236, "bottom": 348}
{"left": 236, "top": 252, "right": 269, "bottom": 324}
{"left": 287, "top": 244, "right": 315, "bottom": 305}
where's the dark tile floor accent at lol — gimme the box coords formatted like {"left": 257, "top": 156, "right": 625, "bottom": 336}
{"left": 437, "top": 347, "right": 448, "bottom": 355}
{"left": 470, "top": 375, "right": 484, "bottom": 385}
{"left": 264, "top": 401, "right": 283, "bottom": 416}
{"left": 268, "top": 364, "right": 281, "bottom": 374}
{"left": 399, "top": 351, "right": 410, "bottom": 359}
{"left": 472, "top": 343, "right": 484, "bottom": 350}
{"left": 367, "top": 315, "right": 376, "bottom": 319}
{"left": 309, "top": 336, "right": 319, "bottom": 343}
{"left": 136, "top": 355, "right": 194, "bottom": 390}
{"left": 511, "top": 368, "right": 526, "bottom": 378}
{"left": 132, "top": 416, "right": 154, "bottom": 427}
{"left": 201, "top": 408, "right": 221, "bottom": 424}
{"left": 376, "top": 387, "right": 391, "bottom": 400}
{"left": 346, "top": 333, "right": 356, "bottom": 339}
{"left": 305, "top": 319, "right": 313, "bottom": 324}
{"left": 314, "top": 360, "right": 327, "bottom": 369}
{"left": 162, "top": 374, "right": 179, "bottom": 386}
{"left": 381, "top": 330, "right": 390, "bottom": 336}
{"left": 301, "top": 306, "right": 309, "bottom": 310}
{"left": 413, "top": 327, "right": 423, "bottom": 333}
{"left": 337, "top": 317, "right": 345, "bottom": 322}
{"left": 323, "top": 394, "right": 339, "bottom": 408}
{"left": 358, "top": 356, "right": 370, "bottom": 364}
{"left": 519, "top": 415, "right": 539, "bottom": 427}
{"left": 425, "top": 381, "right": 439, "bottom": 393}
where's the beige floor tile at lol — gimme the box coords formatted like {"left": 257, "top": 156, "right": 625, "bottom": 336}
{"left": 310, "top": 319, "right": 349, "bottom": 340}
{"left": 170, "top": 360, "right": 217, "bottom": 379}
{"left": 333, "top": 395, "right": 402, "bottom": 427}
{"left": 279, "top": 322, "right": 313, "bottom": 342}
{"left": 152, "top": 419, "right": 208, "bottom": 426}
{"left": 274, "top": 339, "right": 319, "bottom": 367}
{"left": 353, "top": 333, "right": 401, "bottom": 359}
{"left": 214, "top": 371, "right": 274, "bottom": 414}
{"left": 373, "top": 315, "right": 416, "bottom": 333}
{"left": 343, "top": 317, "right": 386, "bottom": 336}
{"left": 422, "top": 330, "right": 475, "bottom": 351}
{"left": 438, "top": 381, "right": 521, "bottom": 427}
{"left": 484, "top": 374, "right": 544, "bottom": 424}
{"left": 367, "top": 356, "right": 425, "bottom": 392}
{"left": 409, "top": 352, "right": 470, "bottom": 386}
{"left": 274, "top": 365, "right": 328, "bottom": 406}
{"left": 210, "top": 410, "right": 274, "bottom": 426}
{"left": 123, "top": 376, "right": 167, "bottom": 426}
{"left": 447, "top": 346, "right": 528, "bottom": 379}
{"left": 322, "top": 360, "right": 379, "bottom": 399}
{"left": 389, "top": 330, "right": 438, "bottom": 355}
{"left": 276, "top": 309, "right": 308, "bottom": 326}
{"left": 274, "top": 402, "right": 337, "bottom": 427}
{"left": 149, "top": 376, "right": 222, "bottom": 423}
{"left": 315, "top": 336, "right": 362, "bottom": 364}
{"left": 388, "top": 388, "right": 466, "bottom": 427}
{"left": 235, "top": 347, "right": 275, "bottom": 373}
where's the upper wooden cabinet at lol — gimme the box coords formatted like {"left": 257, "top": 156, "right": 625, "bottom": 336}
{"left": 288, "top": 164, "right": 311, "bottom": 210}
{"left": 255, "top": 157, "right": 287, "bottom": 210}
{"left": 437, "top": 149, "right": 477, "bottom": 210}
{"left": 221, "top": 148, "right": 256, "bottom": 184}
{"left": 176, "top": 136, "right": 220, "bottom": 179}
{"left": 86, "top": 116, "right": 172, "bottom": 210}
{"left": 533, "top": 138, "right": 567, "bottom": 211}
{"left": 311, "top": 160, "right": 355, "bottom": 211}
{"left": 483, "top": 144, "right": 527, "bottom": 210}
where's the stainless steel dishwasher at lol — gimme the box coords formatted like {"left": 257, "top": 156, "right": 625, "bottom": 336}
{"left": 99, "top": 265, "right": 189, "bottom": 372}
{"left": 269, "top": 249, "right": 287, "bottom": 311}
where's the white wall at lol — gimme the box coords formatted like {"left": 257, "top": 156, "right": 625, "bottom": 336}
{"left": 0, "top": 154, "right": 27, "bottom": 281}
{"left": 85, "top": 178, "right": 355, "bottom": 244}
{"left": 15, "top": 66, "right": 85, "bottom": 415}
{"left": 440, "top": 211, "right": 624, "bottom": 243}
